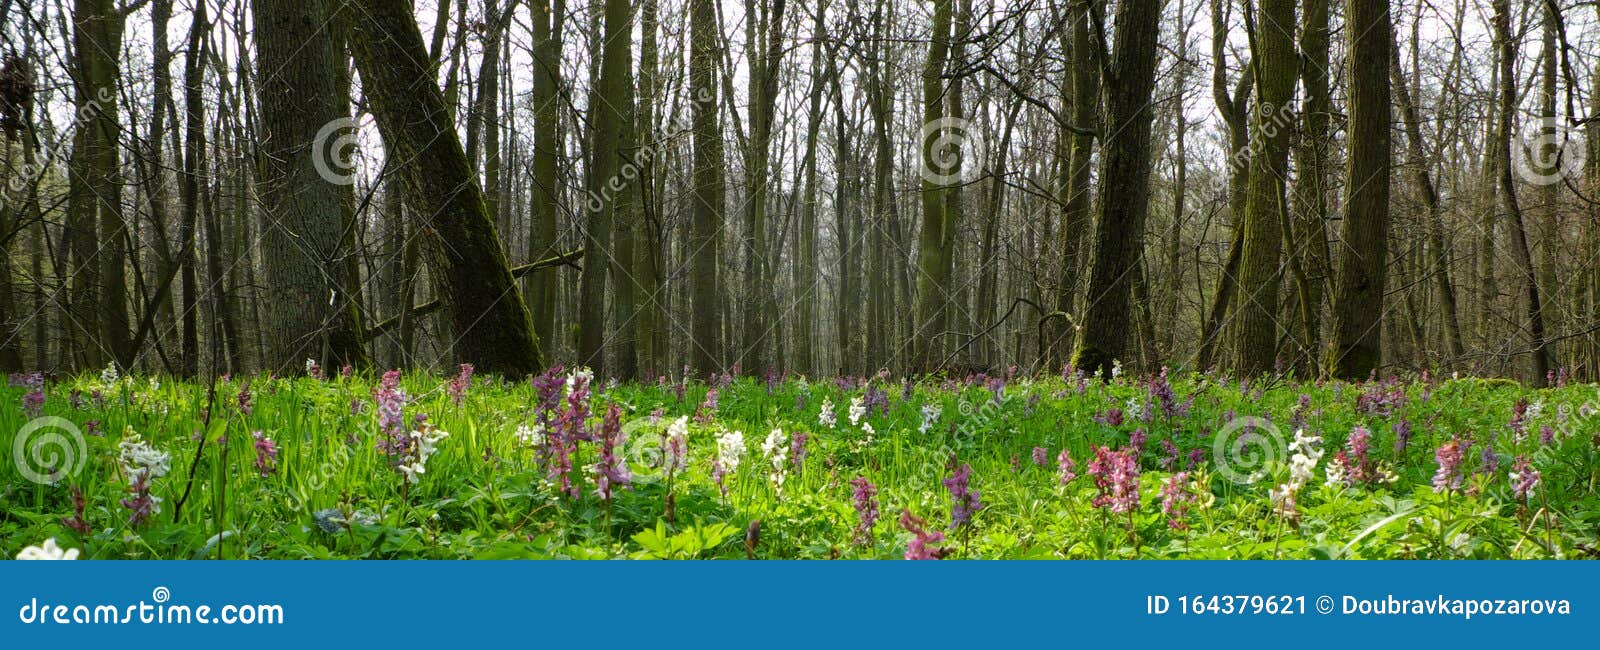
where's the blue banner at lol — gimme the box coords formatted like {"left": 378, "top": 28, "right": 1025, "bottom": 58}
{"left": 2, "top": 561, "right": 1591, "bottom": 646}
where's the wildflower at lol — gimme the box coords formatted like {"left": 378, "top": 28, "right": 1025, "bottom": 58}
{"left": 62, "top": 486, "right": 91, "bottom": 534}
{"left": 790, "top": 432, "right": 809, "bottom": 471}
{"left": 593, "top": 405, "right": 632, "bottom": 502}
{"left": 663, "top": 416, "right": 690, "bottom": 475}
{"left": 1270, "top": 429, "right": 1323, "bottom": 519}
{"left": 1031, "top": 446, "right": 1049, "bottom": 468}
{"left": 712, "top": 430, "right": 746, "bottom": 497}
{"left": 863, "top": 385, "right": 890, "bottom": 417}
{"left": 373, "top": 370, "right": 408, "bottom": 458}
{"left": 21, "top": 387, "right": 44, "bottom": 416}
{"left": 899, "top": 509, "right": 946, "bottom": 560}
{"left": 1125, "top": 397, "right": 1145, "bottom": 422}
{"left": 1432, "top": 440, "right": 1465, "bottom": 493}
{"left": 1478, "top": 440, "right": 1500, "bottom": 477}
{"left": 396, "top": 424, "right": 449, "bottom": 485}
{"left": 1057, "top": 449, "right": 1078, "bottom": 485}
{"left": 918, "top": 403, "right": 941, "bottom": 434}
{"left": 1346, "top": 426, "right": 1373, "bottom": 484}
{"left": 1086, "top": 446, "right": 1140, "bottom": 514}
{"left": 851, "top": 477, "right": 879, "bottom": 546}
{"left": 1508, "top": 456, "right": 1539, "bottom": 502}
{"left": 237, "top": 382, "right": 254, "bottom": 416}
{"left": 15, "top": 538, "right": 80, "bottom": 560}
{"left": 118, "top": 428, "right": 172, "bottom": 480}
{"left": 848, "top": 396, "right": 866, "bottom": 427}
{"left": 1392, "top": 419, "right": 1413, "bottom": 454}
{"left": 305, "top": 358, "right": 323, "bottom": 379}
{"left": 252, "top": 431, "right": 279, "bottom": 477}
{"left": 943, "top": 462, "right": 982, "bottom": 529}
{"left": 694, "top": 387, "right": 719, "bottom": 424}
{"left": 514, "top": 423, "right": 547, "bottom": 449}
{"left": 1161, "top": 472, "right": 1195, "bottom": 530}
{"left": 760, "top": 429, "right": 789, "bottom": 495}
{"left": 1324, "top": 452, "right": 1348, "bottom": 488}
{"left": 1539, "top": 425, "right": 1555, "bottom": 446}
{"left": 1095, "top": 407, "right": 1125, "bottom": 427}
{"left": 819, "top": 397, "right": 837, "bottom": 429}
{"left": 448, "top": 363, "right": 474, "bottom": 406}
{"left": 100, "top": 362, "right": 119, "bottom": 386}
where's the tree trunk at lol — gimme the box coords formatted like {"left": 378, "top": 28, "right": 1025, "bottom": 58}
{"left": 689, "top": 0, "right": 725, "bottom": 374}
{"left": 1329, "top": 0, "right": 1392, "bottom": 379}
{"left": 345, "top": 0, "right": 542, "bottom": 375}
{"left": 1070, "top": 0, "right": 1164, "bottom": 377}
{"left": 1234, "top": 0, "right": 1296, "bottom": 374}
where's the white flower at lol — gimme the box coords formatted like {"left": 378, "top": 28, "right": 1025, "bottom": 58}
{"left": 118, "top": 428, "right": 172, "bottom": 480}
{"left": 665, "top": 416, "right": 690, "bottom": 472}
{"left": 761, "top": 429, "right": 789, "bottom": 493}
{"left": 100, "top": 362, "right": 119, "bottom": 385}
{"left": 716, "top": 430, "right": 746, "bottom": 473}
{"left": 16, "top": 538, "right": 80, "bottom": 560}
{"left": 397, "top": 461, "right": 427, "bottom": 485}
{"left": 1110, "top": 359, "right": 1123, "bottom": 379}
{"left": 818, "top": 398, "right": 837, "bottom": 429}
{"left": 566, "top": 368, "right": 595, "bottom": 394}
{"left": 400, "top": 424, "right": 449, "bottom": 484}
{"left": 1125, "top": 397, "right": 1144, "bottom": 421}
{"left": 514, "top": 423, "right": 546, "bottom": 448}
{"left": 305, "top": 358, "right": 318, "bottom": 374}
{"left": 848, "top": 396, "right": 866, "bottom": 427}
{"left": 1525, "top": 400, "right": 1544, "bottom": 422}
{"left": 1323, "top": 455, "right": 1347, "bottom": 488}
{"left": 918, "top": 404, "right": 942, "bottom": 434}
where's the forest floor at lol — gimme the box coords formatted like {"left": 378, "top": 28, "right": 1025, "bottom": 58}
{"left": 3, "top": 366, "right": 1598, "bottom": 559}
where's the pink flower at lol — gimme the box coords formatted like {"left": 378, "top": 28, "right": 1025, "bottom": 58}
{"left": 899, "top": 509, "right": 945, "bottom": 560}
{"left": 1087, "top": 446, "right": 1141, "bottom": 514}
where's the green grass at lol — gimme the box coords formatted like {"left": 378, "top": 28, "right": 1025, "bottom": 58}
{"left": 3, "top": 369, "right": 1598, "bottom": 559}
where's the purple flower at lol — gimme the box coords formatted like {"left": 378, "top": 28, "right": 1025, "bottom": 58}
{"left": 252, "top": 431, "right": 279, "bottom": 477}
{"left": 943, "top": 462, "right": 982, "bottom": 529}
{"left": 1432, "top": 440, "right": 1464, "bottom": 493}
{"left": 21, "top": 388, "right": 44, "bottom": 416}
{"left": 862, "top": 385, "right": 890, "bottom": 417}
{"left": 236, "top": 383, "right": 254, "bottom": 416}
{"left": 1509, "top": 456, "right": 1539, "bottom": 502}
{"left": 1539, "top": 425, "right": 1555, "bottom": 446}
{"left": 1057, "top": 450, "right": 1078, "bottom": 485}
{"left": 1128, "top": 429, "right": 1147, "bottom": 454}
{"left": 1392, "top": 418, "right": 1413, "bottom": 454}
{"left": 899, "top": 509, "right": 945, "bottom": 560}
{"left": 1087, "top": 446, "right": 1140, "bottom": 514}
{"left": 851, "top": 476, "right": 879, "bottom": 547}
{"left": 374, "top": 370, "right": 409, "bottom": 459}
{"left": 694, "top": 387, "right": 719, "bottom": 424}
{"left": 593, "top": 404, "right": 632, "bottom": 502}
{"left": 1158, "top": 439, "right": 1180, "bottom": 471}
{"left": 1160, "top": 472, "right": 1194, "bottom": 530}
{"left": 790, "top": 432, "right": 809, "bottom": 471}
{"left": 1031, "top": 446, "right": 1049, "bottom": 468}
{"left": 1346, "top": 426, "right": 1373, "bottom": 484}
{"left": 1146, "top": 367, "right": 1188, "bottom": 419}
{"left": 121, "top": 473, "right": 157, "bottom": 527}
{"left": 1096, "top": 408, "right": 1125, "bottom": 427}
{"left": 448, "top": 363, "right": 474, "bottom": 406}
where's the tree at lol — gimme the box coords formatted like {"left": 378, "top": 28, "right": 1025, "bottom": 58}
{"left": 689, "top": 0, "right": 725, "bottom": 373}
{"left": 577, "top": 0, "right": 635, "bottom": 376}
{"left": 345, "top": 0, "right": 542, "bottom": 375}
{"left": 912, "top": 0, "right": 954, "bottom": 371}
{"left": 1329, "top": 0, "right": 1391, "bottom": 379}
{"left": 527, "top": 0, "right": 566, "bottom": 357}
{"left": 1070, "top": 0, "right": 1165, "bottom": 377}
{"left": 1490, "top": 0, "right": 1551, "bottom": 385}
{"left": 1234, "top": 0, "right": 1297, "bottom": 374}
{"left": 253, "top": 0, "right": 370, "bottom": 372}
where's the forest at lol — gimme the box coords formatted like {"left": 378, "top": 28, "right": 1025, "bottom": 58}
{"left": 5, "top": 0, "right": 1600, "bottom": 562}
{"left": 0, "top": 0, "right": 1591, "bottom": 384}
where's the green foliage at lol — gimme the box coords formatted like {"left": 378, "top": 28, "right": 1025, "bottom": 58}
{"left": 2, "top": 369, "right": 1597, "bottom": 559}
